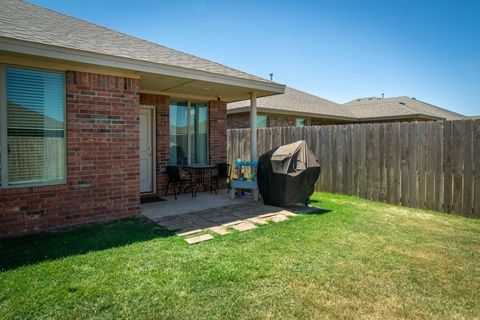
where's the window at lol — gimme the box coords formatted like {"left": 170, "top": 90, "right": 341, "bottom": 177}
{"left": 296, "top": 118, "right": 306, "bottom": 127}
{"left": 169, "top": 99, "right": 208, "bottom": 165}
{"left": 256, "top": 115, "right": 268, "bottom": 128}
{"left": 0, "top": 67, "right": 66, "bottom": 187}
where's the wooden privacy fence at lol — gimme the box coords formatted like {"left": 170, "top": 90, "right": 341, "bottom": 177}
{"left": 227, "top": 120, "right": 480, "bottom": 218}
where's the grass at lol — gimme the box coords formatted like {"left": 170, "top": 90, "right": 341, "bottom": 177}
{"left": 1, "top": 193, "right": 479, "bottom": 319}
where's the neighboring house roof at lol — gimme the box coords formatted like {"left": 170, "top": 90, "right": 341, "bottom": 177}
{"left": 228, "top": 89, "right": 467, "bottom": 122}
{"left": 228, "top": 86, "right": 358, "bottom": 121}
{"left": 7, "top": 103, "right": 64, "bottom": 131}
{"left": 0, "top": 0, "right": 284, "bottom": 97}
{"left": 344, "top": 96, "right": 467, "bottom": 121}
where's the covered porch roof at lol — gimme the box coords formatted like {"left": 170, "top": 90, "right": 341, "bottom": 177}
{"left": 0, "top": 0, "right": 285, "bottom": 101}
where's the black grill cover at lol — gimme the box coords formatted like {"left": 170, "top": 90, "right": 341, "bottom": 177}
{"left": 257, "top": 140, "right": 321, "bottom": 206}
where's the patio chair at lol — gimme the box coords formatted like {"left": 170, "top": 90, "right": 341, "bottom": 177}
{"left": 211, "top": 163, "right": 232, "bottom": 195}
{"left": 165, "top": 166, "right": 196, "bottom": 200}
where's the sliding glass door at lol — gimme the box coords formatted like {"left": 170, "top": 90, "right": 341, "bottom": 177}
{"left": 169, "top": 99, "right": 208, "bottom": 165}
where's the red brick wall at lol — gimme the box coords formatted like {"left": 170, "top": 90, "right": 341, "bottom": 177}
{"left": 227, "top": 112, "right": 353, "bottom": 128}
{"left": 209, "top": 100, "right": 228, "bottom": 190}
{"left": 0, "top": 71, "right": 140, "bottom": 238}
{"left": 137, "top": 96, "right": 228, "bottom": 195}
{"left": 227, "top": 112, "right": 303, "bottom": 128}
{"left": 209, "top": 100, "right": 228, "bottom": 164}
{"left": 227, "top": 113, "right": 252, "bottom": 129}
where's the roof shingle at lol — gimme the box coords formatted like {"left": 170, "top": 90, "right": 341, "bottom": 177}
{"left": 344, "top": 96, "right": 466, "bottom": 120}
{"left": 228, "top": 86, "right": 357, "bottom": 119}
{"left": 0, "top": 0, "right": 271, "bottom": 83}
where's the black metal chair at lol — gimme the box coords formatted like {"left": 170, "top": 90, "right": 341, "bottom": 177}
{"left": 165, "top": 166, "right": 196, "bottom": 200}
{"left": 211, "top": 163, "right": 232, "bottom": 195}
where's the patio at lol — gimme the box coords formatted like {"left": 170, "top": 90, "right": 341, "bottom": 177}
{"left": 141, "top": 190, "right": 298, "bottom": 244}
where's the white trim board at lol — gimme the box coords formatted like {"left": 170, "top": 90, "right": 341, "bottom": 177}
{"left": 0, "top": 37, "right": 286, "bottom": 94}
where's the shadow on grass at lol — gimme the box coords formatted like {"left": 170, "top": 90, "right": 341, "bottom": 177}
{"left": 304, "top": 199, "right": 333, "bottom": 215}
{"left": 0, "top": 217, "right": 175, "bottom": 272}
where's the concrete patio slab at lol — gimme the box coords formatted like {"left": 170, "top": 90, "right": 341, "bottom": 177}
{"left": 142, "top": 190, "right": 301, "bottom": 242}
{"left": 141, "top": 189, "right": 257, "bottom": 220}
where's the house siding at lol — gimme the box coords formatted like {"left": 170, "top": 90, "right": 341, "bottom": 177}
{"left": 0, "top": 71, "right": 141, "bottom": 238}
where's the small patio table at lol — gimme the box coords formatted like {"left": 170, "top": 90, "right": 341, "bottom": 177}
{"left": 183, "top": 164, "right": 217, "bottom": 192}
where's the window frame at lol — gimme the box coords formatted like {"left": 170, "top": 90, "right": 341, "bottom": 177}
{"left": 168, "top": 99, "right": 209, "bottom": 166}
{"left": 295, "top": 118, "right": 306, "bottom": 127}
{"left": 0, "top": 65, "right": 67, "bottom": 188}
{"left": 256, "top": 114, "right": 268, "bottom": 129}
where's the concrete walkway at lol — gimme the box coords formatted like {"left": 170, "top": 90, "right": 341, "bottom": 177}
{"left": 141, "top": 190, "right": 298, "bottom": 244}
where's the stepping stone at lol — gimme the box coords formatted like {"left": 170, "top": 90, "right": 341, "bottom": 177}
{"left": 258, "top": 212, "right": 278, "bottom": 219}
{"left": 185, "top": 234, "right": 214, "bottom": 245}
{"left": 222, "top": 220, "right": 243, "bottom": 227}
{"left": 270, "top": 214, "right": 289, "bottom": 223}
{"left": 279, "top": 210, "right": 298, "bottom": 217}
{"left": 248, "top": 217, "right": 268, "bottom": 225}
{"left": 209, "top": 226, "right": 230, "bottom": 235}
{"left": 176, "top": 229, "right": 203, "bottom": 237}
{"left": 232, "top": 221, "right": 257, "bottom": 232}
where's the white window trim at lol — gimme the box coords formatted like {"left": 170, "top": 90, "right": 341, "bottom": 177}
{"left": 170, "top": 99, "right": 209, "bottom": 165}
{"left": 0, "top": 65, "right": 67, "bottom": 188}
{"left": 0, "top": 66, "right": 7, "bottom": 188}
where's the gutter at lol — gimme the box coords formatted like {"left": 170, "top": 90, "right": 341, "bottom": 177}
{"left": 0, "top": 37, "right": 285, "bottom": 94}
{"left": 227, "top": 106, "right": 359, "bottom": 121}
{"left": 227, "top": 107, "right": 445, "bottom": 122}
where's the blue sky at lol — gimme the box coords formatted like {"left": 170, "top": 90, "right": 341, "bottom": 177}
{"left": 30, "top": 0, "right": 480, "bottom": 115}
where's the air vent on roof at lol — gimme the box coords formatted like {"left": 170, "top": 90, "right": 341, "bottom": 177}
{"left": 399, "top": 102, "right": 406, "bottom": 105}
{"left": 411, "top": 97, "right": 416, "bottom": 100}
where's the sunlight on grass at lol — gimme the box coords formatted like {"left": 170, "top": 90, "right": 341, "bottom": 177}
{"left": 1, "top": 193, "right": 479, "bottom": 319}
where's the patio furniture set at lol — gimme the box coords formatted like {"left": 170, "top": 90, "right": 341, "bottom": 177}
{"left": 165, "top": 163, "right": 232, "bottom": 200}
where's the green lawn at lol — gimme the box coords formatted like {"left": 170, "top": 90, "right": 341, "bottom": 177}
{"left": 1, "top": 193, "right": 479, "bottom": 319}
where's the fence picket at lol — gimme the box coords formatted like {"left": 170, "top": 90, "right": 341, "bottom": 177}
{"left": 444, "top": 121, "right": 453, "bottom": 212}
{"left": 463, "top": 120, "right": 473, "bottom": 217}
{"left": 227, "top": 119, "right": 478, "bottom": 218}
{"left": 417, "top": 122, "right": 426, "bottom": 209}
{"left": 434, "top": 122, "right": 444, "bottom": 212}
{"left": 474, "top": 120, "right": 480, "bottom": 217}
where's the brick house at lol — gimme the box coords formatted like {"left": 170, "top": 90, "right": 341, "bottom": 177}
{"left": 227, "top": 86, "right": 467, "bottom": 129}
{"left": 0, "top": 0, "right": 284, "bottom": 238}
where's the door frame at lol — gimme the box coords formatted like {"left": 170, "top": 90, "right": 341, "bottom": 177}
{"left": 140, "top": 105, "right": 156, "bottom": 195}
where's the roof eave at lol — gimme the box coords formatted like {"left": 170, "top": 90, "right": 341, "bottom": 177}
{"left": 227, "top": 106, "right": 358, "bottom": 121}
{"left": 0, "top": 37, "right": 285, "bottom": 95}
{"left": 357, "top": 114, "right": 444, "bottom": 121}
